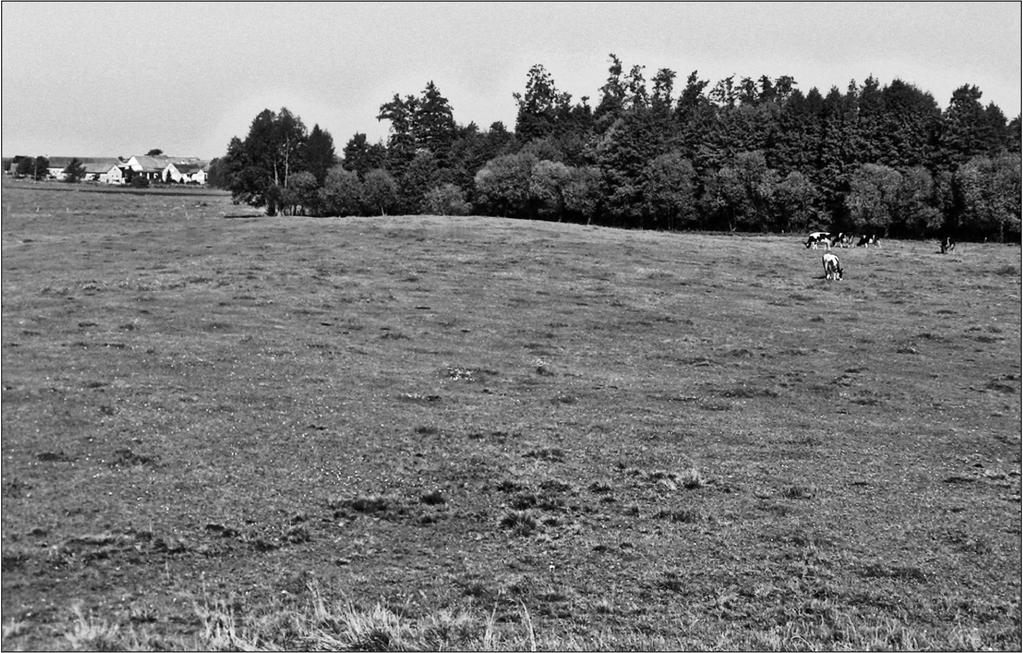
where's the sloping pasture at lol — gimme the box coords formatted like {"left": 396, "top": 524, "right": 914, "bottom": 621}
{"left": 2, "top": 183, "right": 1020, "bottom": 649}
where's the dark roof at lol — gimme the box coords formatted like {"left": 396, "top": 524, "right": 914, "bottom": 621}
{"left": 46, "top": 156, "right": 122, "bottom": 168}
{"left": 131, "top": 155, "right": 203, "bottom": 172}
{"left": 171, "top": 162, "right": 206, "bottom": 174}
{"left": 82, "top": 159, "right": 122, "bottom": 173}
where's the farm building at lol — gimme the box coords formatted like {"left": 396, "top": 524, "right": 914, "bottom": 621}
{"left": 42, "top": 157, "right": 125, "bottom": 181}
{"left": 162, "top": 160, "right": 209, "bottom": 184}
{"left": 123, "top": 155, "right": 172, "bottom": 183}
{"left": 82, "top": 159, "right": 123, "bottom": 183}
{"left": 4, "top": 153, "right": 210, "bottom": 185}
{"left": 123, "top": 155, "right": 205, "bottom": 184}
{"left": 45, "top": 157, "right": 78, "bottom": 180}
{"left": 102, "top": 164, "right": 128, "bottom": 185}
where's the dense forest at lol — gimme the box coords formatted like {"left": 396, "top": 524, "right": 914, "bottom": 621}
{"left": 212, "top": 55, "right": 1022, "bottom": 242}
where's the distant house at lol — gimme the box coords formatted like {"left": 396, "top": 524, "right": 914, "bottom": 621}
{"left": 46, "top": 157, "right": 77, "bottom": 181}
{"left": 124, "top": 155, "right": 204, "bottom": 184}
{"left": 162, "top": 160, "right": 209, "bottom": 185}
{"left": 103, "top": 164, "right": 128, "bottom": 185}
{"left": 81, "top": 158, "right": 122, "bottom": 183}
{"left": 124, "top": 155, "right": 171, "bottom": 183}
{"left": 41, "top": 156, "right": 123, "bottom": 181}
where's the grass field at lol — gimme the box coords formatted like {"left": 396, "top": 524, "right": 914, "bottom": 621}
{"left": 2, "top": 181, "right": 1020, "bottom": 650}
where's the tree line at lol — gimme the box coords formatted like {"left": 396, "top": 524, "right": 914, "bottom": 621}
{"left": 212, "top": 55, "right": 1021, "bottom": 242}
{"left": 11, "top": 156, "right": 86, "bottom": 182}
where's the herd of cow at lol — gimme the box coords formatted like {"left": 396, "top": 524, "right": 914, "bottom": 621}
{"left": 805, "top": 231, "right": 957, "bottom": 282}
{"left": 803, "top": 231, "right": 880, "bottom": 249}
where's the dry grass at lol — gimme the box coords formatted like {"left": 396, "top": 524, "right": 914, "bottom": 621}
{"left": 2, "top": 180, "right": 1020, "bottom": 650}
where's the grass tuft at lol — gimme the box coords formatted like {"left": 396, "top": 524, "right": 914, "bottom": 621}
{"left": 783, "top": 484, "right": 815, "bottom": 500}
{"left": 499, "top": 509, "right": 540, "bottom": 535}
{"left": 679, "top": 468, "right": 707, "bottom": 489}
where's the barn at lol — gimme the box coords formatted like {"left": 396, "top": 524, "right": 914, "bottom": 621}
{"left": 81, "top": 159, "right": 123, "bottom": 183}
{"left": 162, "top": 160, "right": 209, "bottom": 185}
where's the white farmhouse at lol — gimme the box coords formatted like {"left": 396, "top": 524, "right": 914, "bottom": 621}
{"left": 82, "top": 159, "right": 122, "bottom": 182}
{"left": 101, "top": 164, "right": 127, "bottom": 184}
{"left": 162, "top": 161, "right": 209, "bottom": 185}
{"left": 123, "top": 155, "right": 172, "bottom": 183}
{"left": 45, "top": 156, "right": 123, "bottom": 181}
{"left": 122, "top": 155, "right": 204, "bottom": 184}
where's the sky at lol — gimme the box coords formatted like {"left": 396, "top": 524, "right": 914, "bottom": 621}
{"left": 2, "top": 1, "right": 1020, "bottom": 160}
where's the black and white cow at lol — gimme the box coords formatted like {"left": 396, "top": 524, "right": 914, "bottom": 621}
{"left": 856, "top": 234, "right": 880, "bottom": 247}
{"left": 822, "top": 252, "right": 843, "bottom": 280}
{"left": 940, "top": 236, "right": 956, "bottom": 254}
{"left": 805, "top": 231, "right": 832, "bottom": 249}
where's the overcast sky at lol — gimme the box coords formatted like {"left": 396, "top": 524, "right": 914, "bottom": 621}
{"left": 2, "top": 2, "right": 1020, "bottom": 159}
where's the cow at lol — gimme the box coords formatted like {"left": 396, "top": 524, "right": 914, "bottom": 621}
{"left": 940, "top": 236, "right": 956, "bottom": 254}
{"left": 822, "top": 252, "right": 843, "bottom": 280}
{"left": 805, "top": 231, "right": 832, "bottom": 249}
{"left": 856, "top": 234, "right": 880, "bottom": 247}
{"left": 838, "top": 233, "right": 855, "bottom": 248}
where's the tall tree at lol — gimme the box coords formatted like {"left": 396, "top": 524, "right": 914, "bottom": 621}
{"left": 362, "top": 168, "right": 399, "bottom": 215}
{"left": 529, "top": 159, "right": 572, "bottom": 220}
{"left": 377, "top": 93, "right": 418, "bottom": 174}
{"left": 474, "top": 152, "right": 538, "bottom": 218}
{"left": 952, "top": 154, "right": 1021, "bottom": 242}
{"left": 398, "top": 150, "right": 443, "bottom": 213}
{"left": 890, "top": 166, "right": 942, "bottom": 237}
{"left": 561, "top": 165, "right": 603, "bottom": 224}
{"left": 702, "top": 151, "right": 778, "bottom": 231}
{"left": 223, "top": 107, "right": 309, "bottom": 215}
{"left": 205, "top": 157, "right": 228, "bottom": 188}
{"left": 640, "top": 151, "right": 697, "bottom": 230}
{"left": 650, "top": 68, "right": 677, "bottom": 116}
{"left": 412, "top": 81, "right": 458, "bottom": 164}
{"left": 845, "top": 163, "right": 902, "bottom": 236}
{"left": 304, "top": 124, "right": 336, "bottom": 185}
{"left": 625, "top": 64, "right": 648, "bottom": 111}
{"left": 709, "top": 75, "right": 737, "bottom": 109}
{"left": 594, "top": 111, "right": 664, "bottom": 226}
{"left": 939, "top": 84, "right": 997, "bottom": 167}
{"left": 514, "top": 64, "right": 572, "bottom": 140}
{"left": 342, "top": 133, "right": 387, "bottom": 179}
{"left": 281, "top": 171, "right": 320, "bottom": 216}
{"left": 319, "top": 165, "right": 363, "bottom": 216}
{"left": 62, "top": 158, "right": 86, "bottom": 183}
{"left": 594, "top": 53, "right": 627, "bottom": 129}
{"left": 773, "top": 171, "right": 821, "bottom": 232}
{"left": 447, "top": 122, "right": 516, "bottom": 199}
{"left": 19, "top": 156, "right": 50, "bottom": 180}
{"left": 874, "top": 79, "right": 941, "bottom": 169}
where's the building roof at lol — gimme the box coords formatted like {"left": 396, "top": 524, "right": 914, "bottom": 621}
{"left": 46, "top": 156, "right": 123, "bottom": 169}
{"left": 130, "top": 155, "right": 203, "bottom": 172}
{"left": 169, "top": 162, "right": 207, "bottom": 174}
{"left": 82, "top": 159, "right": 122, "bottom": 173}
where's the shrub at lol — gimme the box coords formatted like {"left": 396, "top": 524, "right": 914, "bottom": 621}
{"left": 423, "top": 183, "right": 471, "bottom": 216}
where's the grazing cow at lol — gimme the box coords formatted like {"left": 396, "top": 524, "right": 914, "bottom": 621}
{"left": 856, "top": 234, "right": 880, "bottom": 247}
{"left": 822, "top": 252, "right": 843, "bottom": 280}
{"left": 805, "top": 231, "right": 831, "bottom": 249}
{"left": 940, "top": 236, "right": 956, "bottom": 254}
